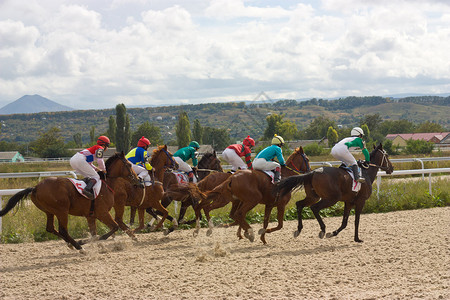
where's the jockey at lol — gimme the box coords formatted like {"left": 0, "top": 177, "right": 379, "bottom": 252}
{"left": 252, "top": 134, "right": 286, "bottom": 183}
{"left": 331, "top": 126, "right": 370, "bottom": 183}
{"left": 173, "top": 141, "right": 200, "bottom": 183}
{"left": 70, "top": 135, "right": 110, "bottom": 200}
{"left": 126, "top": 136, "right": 153, "bottom": 186}
{"left": 222, "top": 135, "right": 255, "bottom": 172}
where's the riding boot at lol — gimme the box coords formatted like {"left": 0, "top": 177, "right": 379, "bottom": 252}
{"left": 188, "top": 172, "right": 194, "bottom": 183}
{"left": 83, "top": 178, "right": 96, "bottom": 200}
{"left": 273, "top": 170, "right": 281, "bottom": 183}
{"left": 351, "top": 165, "right": 365, "bottom": 183}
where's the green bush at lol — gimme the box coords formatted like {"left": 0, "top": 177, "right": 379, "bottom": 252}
{"left": 303, "top": 143, "right": 326, "bottom": 156}
{"left": 405, "top": 139, "right": 434, "bottom": 154}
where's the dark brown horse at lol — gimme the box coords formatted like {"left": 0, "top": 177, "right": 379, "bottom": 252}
{"left": 115, "top": 145, "right": 179, "bottom": 234}
{"left": 142, "top": 151, "right": 224, "bottom": 225}
{"left": 275, "top": 143, "right": 394, "bottom": 242}
{"left": 195, "top": 147, "right": 311, "bottom": 244}
{"left": 0, "top": 153, "right": 141, "bottom": 252}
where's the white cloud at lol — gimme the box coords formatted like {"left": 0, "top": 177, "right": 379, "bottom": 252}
{"left": 0, "top": 0, "right": 449, "bottom": 110}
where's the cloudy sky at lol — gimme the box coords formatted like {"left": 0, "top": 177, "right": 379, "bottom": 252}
{"left": 0, "top": 0, "right": 449, "bottom": 110}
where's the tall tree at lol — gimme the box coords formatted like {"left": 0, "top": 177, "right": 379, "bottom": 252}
{"left": 29, "top": 127, "right": 69, "bottom": 158}
{"left": 327, "top": 126, "right": 338, "bottom": 147}
{"left": 192, "top": 119, "right": 203, "bottom": 144}
{"left": 125, "top": 114, "right": 131, "bottom": 152}
{"left": 361, "top": 124, "right": 370, "bottom": 140}
{"left": 115, "top": 103, "right": 130, "bottom": 153}
{"left": 175, "top": 111, "right": 191, "bottom": 148}
{"left": 202, "top": 127, "right": 231, "bottom": 150}
{"left": 107, "top": 116, "right": 116, "bottom": 144}
{"left": 131, "top": 121, "right": 163, "bottom": 146}
{"left": 302, "top": 116, "right": 336, "bottom": 140}
{"left": 73, "top": 133, "right": 82, "bottom": 148}
{"left": 89, "top": 126, "right": 95, "bottom": 144}
{"left": 263, "top": 114, "right": 283, "bottom": 140}
{"left": 360, "top": 113, "right": 383, "bottom": 132}
{"left": 415, "top": 121, "right": 445, "bottom": 133}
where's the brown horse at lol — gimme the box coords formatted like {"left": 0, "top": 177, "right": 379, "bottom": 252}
{"left": 275, "top": 143, "right": 394, "bottom": 242}
{"left": 142, "top": 151, "right": 224, "bottom": 225}
{"left": 195, "top": 147, "right": 311, "bottom": 244}
{"left": 0, "top": 153, "right": 141, "bottom": 251}
{"left": 119, "top": 145, "right": 179, "bottom": 233}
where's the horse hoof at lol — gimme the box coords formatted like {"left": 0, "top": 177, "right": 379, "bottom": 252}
{"left": 206, "top": 228, "right": 212, "bottom": 236}
{"left": 79, "top": 249, "right": 87, "bottom": 255}
{"left": 319, "top": 231, "right": 325, "bottom": 239}
{"left": 293, "top": 230, "right": 300, "bottom": 238}
{"left": 325, "top": 232, "right": 334, "bottom": 238}
{"left": 355, "top": 238, "right": 364, "bottom": 243}
{"left": 132, "top": 236, "right": 138, "bottom": 242}
{"left": 163, "top": 229, "right": 170, "bottom": 236}
{"left": 244, "top": 231, "right": 255, "bottom": 242}
{"left": 193, "top": 228, "right": 199, "bottom": 237}
{"left": 258, "top": 228, "right": 266, "bottom": 235}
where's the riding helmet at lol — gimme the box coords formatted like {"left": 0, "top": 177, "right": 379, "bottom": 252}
{"left": 137, "top": 136, "right": 151, "bottom": 148}
{"left": 243, "top": 135, "right": 255, "bottom": 147}
{"left": 271, "top": 134, "right": 285, "bottom": 146}
{"left": 351, "top": 127, "right": 365, "bottom": 137}
{"left": 97, "top": 135, "right": 110, "bottom": 147}
{"left": 189, "top": 141, "right": 200, "bottom": 149}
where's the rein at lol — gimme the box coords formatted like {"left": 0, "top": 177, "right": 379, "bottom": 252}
{"left": 286, "top": 153, "right": 310, "bottom": 174}
{"left": 162, "top": 148, "right": 177, "bottom": 169}
{"left": 366, "top": 149, "right": 390, "bottom": 171}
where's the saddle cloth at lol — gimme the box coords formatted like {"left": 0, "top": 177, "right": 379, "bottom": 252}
{"left": 262, "top": 170, "right": 275, "bottom": 184}
{"left": 68, "top": 178, "right": 101, "bottom": 199}
{"left": 338, "top": 166, "right": 361, "bottom": 192}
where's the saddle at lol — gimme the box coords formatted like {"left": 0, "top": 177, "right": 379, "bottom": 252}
{"left": 337, "top": 164, "right": 362, "bottom": 192}
{"left": 254, "top": 169, "right": 275, "bottom": 184}
{"left": 68, "top": 178, "right": 102, "bottom": 199}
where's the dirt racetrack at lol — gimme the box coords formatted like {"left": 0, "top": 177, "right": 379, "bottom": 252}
{"left": 1, "top": 207, "right": 449, "bottom": 300}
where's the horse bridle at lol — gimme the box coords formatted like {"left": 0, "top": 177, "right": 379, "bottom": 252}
{"left": 286, "top": 153, "right": 311, "bottom": 174}
{"left": 162, "top": 148, "right": 177, "bottom": 169}
{"left": 367, "top": 149, "right": 390, "bottom": 171}
{"left": 107, "top": 156, "right": 140, "bottom": 183}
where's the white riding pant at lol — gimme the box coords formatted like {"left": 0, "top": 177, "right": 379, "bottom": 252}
{"left": 70, "top": 152, "right": 101, "bottom": 190}
{"left": 252, "top": 158, "right": 280, "bottom": 171}
{"left": 331, "top": 143, "right": 357, "bottom": 166}
{"left": 222, "top": 148, "right": 247, "bottom": 171}
{"left": 174, "top": 157, "right": 193, "bottom": 173}
{"left": 131, "top": 164, "right": 151, "bottom": 186}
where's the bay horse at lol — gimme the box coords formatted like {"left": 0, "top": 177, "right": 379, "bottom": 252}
{"left": 275, "top": 143, "right": 394, "bottom": 242}
{"left": 0, "top": 153, "right": 141, "bottom": 252}
{"left": 195, "top": 147, "right": 311, "bottom": 244}
{"left": 140, "top": 151, "right": 224, "bottom": 225}
{"left": 115, "top": 145, "right": 179, "bottom": 234}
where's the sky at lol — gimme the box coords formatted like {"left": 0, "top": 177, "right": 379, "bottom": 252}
{"left": 0, "top": 0, "right": 449, "bottom": 110}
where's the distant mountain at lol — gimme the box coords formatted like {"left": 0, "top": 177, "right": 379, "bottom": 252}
{"left": 0, "top": 94, "right": 74, "bottom": 115}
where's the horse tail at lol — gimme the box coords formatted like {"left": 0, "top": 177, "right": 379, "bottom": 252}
{"left": 0, "top": 187, "right": 34, "bottom": 216}
{"left": 205, "top": 177, "right": 232, "bottom": 204}
{"left": 275, "top": 173, "right": 314, "bottom": 197}
{"left": 164, "top": 184, "right": 207, "bottom": 205}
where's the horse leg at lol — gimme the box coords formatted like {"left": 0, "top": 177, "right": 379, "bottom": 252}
{"left": 294, "top": 195, "right": 320, "bottom": 238}
{"left": 233, "top": 200, "right": 258, "bottom": 242}
{"left": 258, "top": 205, "right": 273, "bottom": 245}
{"left": 45, "top": 213, "right": 64, "bottom": 239}
{"left": 326, "top": 202, "right": 352, "bottom": 239}
{"left": 78, "top": 216, "right": 99, "bottom": 246}
{"left": 204, "top": 194, "right": 232, "bottom": 236}
{"left": 310, "top": 198, "right": 338, "bottom": 239}
{"left": 95, "top": 211, "right": 120, "bottom": 241}
{"left": 133, "top": 208, "right": 146, "bottom": 233}
{"left": 353, "top": 199, "right": 365, "bottom": 243}
{"left": 177, "top": 200, "right": 191, "bottom": 224}
{"left": 55, "top": 214, "right": 83, "bottom": 251}
{"left": 129, "top": 206, "right": 137, "bottom": 226}
{"left": 113, "top": 204, "right": 137, "bottom": 240}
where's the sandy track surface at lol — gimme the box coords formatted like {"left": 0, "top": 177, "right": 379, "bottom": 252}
{"left": 1, "top": 207, "right": 449, "bottom": 300}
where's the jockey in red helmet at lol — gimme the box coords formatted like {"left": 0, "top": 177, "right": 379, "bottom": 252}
{"left": 126, "top": 136, "right": 153, "bottom": 186}
{"left": 222, "top": 135, "right": 255, "bottom": 172}
{"left": 70, "top": 135, "right": 110, "bottom": 200}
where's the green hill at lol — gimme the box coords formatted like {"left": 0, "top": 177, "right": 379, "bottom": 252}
{"left": 0, "top": 96, "right": 448, "bottom": 144}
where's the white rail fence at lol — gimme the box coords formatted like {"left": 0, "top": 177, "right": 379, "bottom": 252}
{"left": 1, "top": 165, "right": 449, "bottom": 234}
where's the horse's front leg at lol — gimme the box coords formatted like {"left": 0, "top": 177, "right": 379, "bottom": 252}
{"left": 258, "top": 205, "right": 273, "bottom": 244}
{"left": 326, "top": 202, "right": 352, "bottom": 239}
{"left": 353, "top": 198, "right": 366, "bottom": 243}
{"left": 294, "top": 196, "right": 319, "bottom": 238}
{"left": 311, "top": 198, "right": 338, "bottom": 239}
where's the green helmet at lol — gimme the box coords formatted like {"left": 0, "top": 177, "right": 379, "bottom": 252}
{"left": 271, "top": 134, "right": 285, "bottom": 146}
{"left": 189, "top": 141, "right": 200, "bottom": 149}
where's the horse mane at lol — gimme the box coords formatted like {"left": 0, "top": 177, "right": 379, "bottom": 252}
{"left": 369, "top": 143, "right": 382, "bottom": 160}
{"left": 105, "top": 152, "right": 124, "bottom": 171}
{"left": 200, "top": 152, "right": 214, "bottom": 161}
{"left": 285, "top": 147, "right": 302, "bottom": 165}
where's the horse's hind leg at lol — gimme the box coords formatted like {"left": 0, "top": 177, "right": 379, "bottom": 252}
{"left": 45, "top": 213, "right": 64, "bottom": 239}
{"left": 327, "top": 202, "right": 352, "bottom": 239}
{"left": 113, "top": 204, "right": 136, "bottom": 240}
{"left": 353, "top": 199, "right": 365, "bottom": 243}
{"left": 55, "top": 214, "right": 83, "bottom": 251}
{"left": 310, "top": 198, "right": 338, "bottom": 239}
{"left": 295, "top": 193, "right": 320, "bottom": 238}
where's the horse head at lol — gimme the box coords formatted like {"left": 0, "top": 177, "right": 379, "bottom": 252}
{"left": 198, "top": 151, "right": 223, "bottom": 172}
{"left": 285, "top": 146, "right": 311, "bottom": 174}
{"left": 370, "top": 143, "right": 394, "bottom": 174}
{"left": 150, "top": 145, "right": 178, "bottom": 171}
{"left": 105, "top": 152, "right": 141, "bottom": 185}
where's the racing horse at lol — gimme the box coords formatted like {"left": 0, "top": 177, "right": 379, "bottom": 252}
{"left": 115, "top": 145, "right": 179, "bottom": 234}
{"left": 0, "top": 152, "right": 141, "bottom": 252}
{"left": 275, "top": 143, "right": 393, "bottom": 242}
{"left": 137, "top": 151, "right": 224, "bottom": 225}
{"left": 195, "top": 147, "right": 311, "bottom": 244}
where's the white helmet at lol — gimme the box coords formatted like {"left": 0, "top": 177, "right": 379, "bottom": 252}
{"left": 351, "top": 127, "right": 364, "bottom": 137}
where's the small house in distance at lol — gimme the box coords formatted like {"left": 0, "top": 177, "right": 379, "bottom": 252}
{"left": 0, "top": 151, "right": 25, "bottom": 162}
{"left": 385, "top": 132, "right": 450, "bottom": 147}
